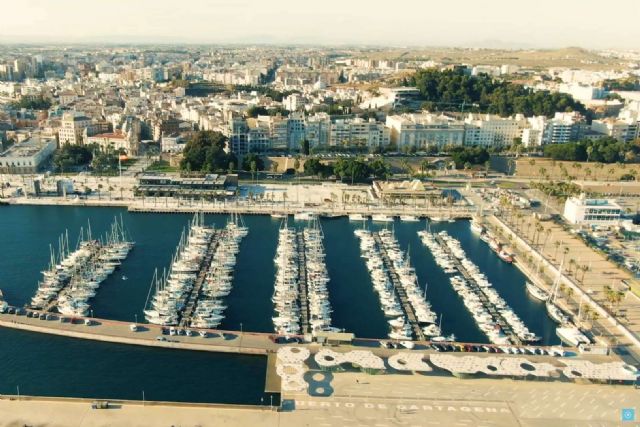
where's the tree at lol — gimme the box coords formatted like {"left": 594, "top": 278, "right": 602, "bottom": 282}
{"left": 180, "top": 131, "right": 237, "bottom": 173}
{"left": 449, "top": 146, "right": 490, "bottom": 169}
{"left": 303, "top": 158, "right": 332, "bottom": 178}
{"left": 9, "top": 95, "right": 52, "bottom": 110}
{"left": 408, "top": 68, "right": 587, "bottom": 118}
{"left": 300, "top": 139, "right": 310, "bottom": 155}
{"left": 246, "top": 106, "right": 269, "bottom": 118}
{"left": 241, "top": 153, "right": 264, "bottom": 172}
{"left": 53, "top": 144, "right": 93, "bottom": 172}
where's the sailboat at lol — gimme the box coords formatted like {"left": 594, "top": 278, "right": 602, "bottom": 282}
{"left": 526, "top": 282, "right": 549, "bottom": 302}
{"left": 546, "top": 260, "right": 571, "bottom": 324}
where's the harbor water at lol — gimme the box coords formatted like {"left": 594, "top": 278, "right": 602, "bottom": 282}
{"left": 0, "top": 205, "right": 559, "bottom": 403}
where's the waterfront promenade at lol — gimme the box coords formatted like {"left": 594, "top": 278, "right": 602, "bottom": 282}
{"left": 6, "top": 194, "right": 475, "bottom": 217}
{"left": 483, "top": 213, "right": 640, "bottom": 363}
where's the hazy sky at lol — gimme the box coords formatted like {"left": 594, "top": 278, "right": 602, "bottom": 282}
{"left": 2, "top": 0, "right": 639, "bottom": 49}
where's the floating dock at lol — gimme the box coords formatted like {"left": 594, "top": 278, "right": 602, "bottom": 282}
{"left": 179, "top": 230, "right": 221, "bottom": 327}
{"left": 373, "top": 232, "right": 426, "bottom": 341}
{"left": 296, "top": 231, "right": 310, "bottom": 334}
{"left": 435, "top": 234, "right": 521, "bottom": 345}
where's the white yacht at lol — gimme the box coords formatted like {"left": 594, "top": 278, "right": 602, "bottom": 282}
{"left": 348, "top": 213, "right": 367, "bottom": 221}
{"left": 556, "top": 326, "right": 590, "bottom": 347}
{"left": 294, "top": 212, "right": 316, "bottom": 221}
{"left": 371, "top": 214, "right": 393, "bottom": 223}
{"left": 400, "top": 215, "right": 419, "bottom": 222}
{"left": 470, "top": 219, "right": 484, "bottom": 235}
{"left": 526, "top": 282, "right": 550, "bottom": 302}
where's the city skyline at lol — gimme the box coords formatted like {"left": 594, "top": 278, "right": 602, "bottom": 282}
{"left": 1, "top": 0, "right": 639, "bottom": 49}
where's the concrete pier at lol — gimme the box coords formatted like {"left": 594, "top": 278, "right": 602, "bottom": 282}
{"left": 296, "top": 231, "right": 310, "bottom": 334}
{"left": 373, "top": 232, "right": 426, "bottom": 341}
{"left": 435, "top": 234, "right": 522, "bottom": 345}
{"left": 180, "top": 230, "right": 220, "bottom": 327}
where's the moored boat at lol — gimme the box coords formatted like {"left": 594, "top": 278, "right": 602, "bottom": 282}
{"left": 371, "top": 214, "right": 393, "bottom": 223}
{"left": 526, "top": 282, "right": 549, "bottom": 302}
{"left": 556, "top": 326, "right": 590, "bottom": 347}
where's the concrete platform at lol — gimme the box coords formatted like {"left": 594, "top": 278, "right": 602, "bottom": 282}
{"left": 1, "top": 372, "right": 637, "bottom": 427}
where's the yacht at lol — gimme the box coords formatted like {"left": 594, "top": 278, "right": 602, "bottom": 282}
{"left": 556, "top": 326, "right": 590, "bottom": 347}
{"left": 497, "top": 249, "right": 514, "bottom": 263}
{"left": 470, "top": 219, "right": 484, "bottom": 235}
{"left": 294, "top": 212, "right": 316, "bottom": 221}
{"left": 546, "top": 301, "right": 570, "bottom": 324}
{"left": 526, "top": 282, "right": 549, "bottom": 302}
{"left": 271, "top": 212, "right": 287, "bottom": 219}
{"left": 371, "top": 214, "right": 393, "bottom": 223}
{"left": 400, "top": 215, "right": 419, "bottom": 222}
{"left": 348, "top": 213, "right": 366, "bottom": 221}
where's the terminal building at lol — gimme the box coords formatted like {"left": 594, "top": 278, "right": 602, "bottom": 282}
{"left": 563, "top": 194, "right": 622, "bottom": 225}
{"left": 134, "top": 173, "right": 238, "bottom": 199}
{"left": 0, "top": 136, "right": 56, "bottom": 173}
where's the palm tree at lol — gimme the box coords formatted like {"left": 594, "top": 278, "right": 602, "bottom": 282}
{"left": 541, "top": 228, "right": 552, "bottom": 251}
{"left": 568, "top": 258, "right": 576, "bottom": 275}
{"left": 554, "top": 240, "right": 561, "bottom": 259}
{"left": 420, "top": 159, "right": 429, "bottom": 177}
{"left": 535, "top": 224, "right": 544, "bottom": 247}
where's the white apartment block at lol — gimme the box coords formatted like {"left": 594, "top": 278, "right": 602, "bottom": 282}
{"left": 463, "top": 114, "right": 527, "bottom": 147}
{"left": 386, "top": 113, "right": 465, "bottom": 150}
{"left": 522, "top": 112, "right": 585, "bottom": 147}
{"left": 59, "top": 112, "right": 91, "bottom": 145}
{"left": 329, "top": 118, "right": 390, "bottom": 149}
{"left": 591, "top": 117, "right": 640, "bottom": 143}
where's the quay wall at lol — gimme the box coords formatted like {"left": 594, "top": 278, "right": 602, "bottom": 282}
{"left": 488, "top": 215, "right": 640, "bottom": 352}
{"left": 0, "top": 394, "right": 272, "bottom": 411}
{"left": 0, "top": 318, "right": 268, "bottom": 356}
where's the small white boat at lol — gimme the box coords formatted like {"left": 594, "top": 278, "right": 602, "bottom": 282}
{"left": 400, "top": 215, "right": 419, "bottom": 222}
{"left": 372, "top": 214, "right": 393, "bottom": 223}
{"left": 271, "top": 212, "right": 287, "bottom": 219}
{"left": 526, "top": 282, "right": 549, "bottom": 302}
{"left": 470, "top": 219, "right": 484, "bottom": 234}
{"left": 430, "top": 216, "right": 444, "bottom": 222}
{"left": 348, "top": 213, "right": 366, "bottom": 221}
{"left": 294, "top": 212, "right": 316, "bottom": 221}
{"left": 556, "top": 326, "right": 590, "bottom": 347}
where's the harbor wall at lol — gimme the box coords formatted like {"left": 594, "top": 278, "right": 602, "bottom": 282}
{"left": 0, "top": 394, "right": 273, "bottom": 411}
{"left": 0, "top": 317, "right": 268, "bottom": 356}
{"left": 488, "top": 215, "right": 640, "bottom": 352}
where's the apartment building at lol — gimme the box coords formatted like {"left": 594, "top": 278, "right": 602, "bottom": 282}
{"left": 522, "top": 112, "right": 586, "bottom": 147}
{"left": 591, "top": 117, "right": 640, "bottom": 143}
{"left": 386, "top": 113, "right": 465, "bottom": 150}
{"left": 463, "top": 114, "right": 527, "bottom": 147}
{"left": 59, "top": 112, "right": 91, "bottom": 145}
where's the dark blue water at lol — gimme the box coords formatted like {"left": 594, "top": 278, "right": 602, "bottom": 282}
{"left": 0, "top": 206, "right": 558, "bottom": 403}
{"left": 0, "top": 327, "right": 270, "bottom": 404}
